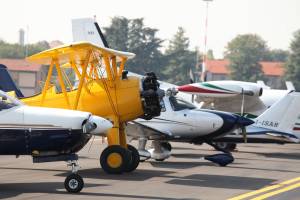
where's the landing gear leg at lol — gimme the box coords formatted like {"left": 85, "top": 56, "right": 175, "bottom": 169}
{"left": 149, "top": 141, "right": 171, "bottom": 161}
{"left": 101, "top": 123, "right": 130, "bottom": 174}
{"left": 137, "top": 127, "right": 151, "bottom": 162}
{"left": 64, "top": 160, "right": 84, "bottom": 193}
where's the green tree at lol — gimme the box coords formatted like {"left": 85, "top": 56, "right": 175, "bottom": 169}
{"left": 0, "top": 40, "right": 49, "bottom": 58}
{"left": 206, "top": 49, "right": 214, "bottom": 60}
{"left": 285, "top": 30, "right": 300, "bottom": 90}
{"left": 264, "top": 49, "right": 289, "bottom": 62}
{"left": 163, "top": 27, "right": 196, "bottom": 85}
{"left": 104, "top": 17, "right": 129, "bottom": 51}
{"left": 104, "top": 17, "right": 165, "bottom": 76}
{"left": 224, "top": 34, "right": 267, "bottom": 82}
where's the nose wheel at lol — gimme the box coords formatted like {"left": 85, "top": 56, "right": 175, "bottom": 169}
{"left": 64, "top": 160, "right": 84, "bottom": 193}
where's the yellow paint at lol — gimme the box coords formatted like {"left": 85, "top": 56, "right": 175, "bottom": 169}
{"left": 24, "top": 42, "right": 143, "bottom": 147}
{"left": 107, "top": 152, "right": 122, "bottom": 168}
{"left": 228, "top": 176, "right": 300, "bottom": 200}
{"left": 54, "top": 59, "right": 70, "bottom": 108}
{"left": 251, "top": 182, "right": 300, "bottom": 200}
{"left": 228, "top": 185, "right": 281, "bottom": 200}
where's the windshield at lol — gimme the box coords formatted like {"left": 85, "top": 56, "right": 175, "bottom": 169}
{"left": 0, "top": 90, "right": 23, "bottom": 110}
{"left": 169, "top": 96, "right": 196, "bottom": 111}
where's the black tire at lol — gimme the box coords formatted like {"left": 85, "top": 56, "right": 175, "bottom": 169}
{"left": 214, "top": 142, "right": 237, "bottom": 152}
{"left": 64, "top": 174, "right": 84, "bottom": 193}
{"left": 161, "top": 142, "right": 172, "bottom": 151}
{"left": 155, "top": 159, "right": 165, "bottom": 162}
{"left": 124, "top": 144, "right": 140, "bottom": 172}
{"left": 100, "top": 145, "right": 129, "bottom": 174}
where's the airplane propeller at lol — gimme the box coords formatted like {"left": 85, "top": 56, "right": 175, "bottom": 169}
{"left": 240, "top": 89, "right": 247, "bottom": 143}
{"left": 189, "top": 69, "right": 195, "bottom": 103}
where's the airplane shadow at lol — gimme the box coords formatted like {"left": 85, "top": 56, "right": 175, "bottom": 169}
{"left": 0, "top": 182, "right": 194, "bottom": 200}
{"left": 56, "top": 168, "right": 176, "bottom": 182}
{"left": 0, "top": 182, "right": 105, "bottom": 199}
{"left": 149, "top": 161, "right": 215, "bottom": 169}
{"left": 226, "top": 165, "right": 300, "bottom": 174}
{"left": 237, "top": 151, "right": 300, "bottom": 161}
{"left": 166, "top": 174, "right": 276, "bottom": 190}
{"left": 171, "top": 153, "right": 208, "bottom": 159}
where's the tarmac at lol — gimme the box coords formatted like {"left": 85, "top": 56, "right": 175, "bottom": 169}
{"left": 0, "top": 139, "right": 300, "bottom": 200}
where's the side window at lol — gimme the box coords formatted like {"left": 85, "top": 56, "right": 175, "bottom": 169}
{"left": 0, "top": 97, "right": 16, "bottom": 111}
{"left": 160, "top": 99, "right": 166, "bottom": 112}
{"left": 169, "top": 96, "right": 196, "bottom": 111}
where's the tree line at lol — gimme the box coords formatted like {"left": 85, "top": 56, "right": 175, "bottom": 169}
{"left": 0, "top": 16, "right": 299, "bottom": 89}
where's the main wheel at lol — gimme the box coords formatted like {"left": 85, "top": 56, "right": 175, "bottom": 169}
{"left": 124, "top": 144, "right": 140, "bottom": 172}
{"left": 64, "top": 174, "right": 84, "bottom": 193}
{"left": 100, "top": 145, "right": 130, "bottom": 174}
{"left": 161, "top": 142, "right": 172, "bottom": 151}
{"left": 214, "top": 142, "right": 237, "bottom": 152}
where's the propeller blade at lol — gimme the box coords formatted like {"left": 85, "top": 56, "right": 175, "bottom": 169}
{"left": 88, "top": 135, "right": 96, "bottom": 153}
{"left": 242, "top": 126, "right": 247, "bottom": 143}
{"left": 241, "top": 89, "right": 245, "bottom": 116}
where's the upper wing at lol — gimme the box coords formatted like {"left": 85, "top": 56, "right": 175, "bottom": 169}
{"left": 126, "top": 120, "right": 172, "bottom": 140}
{"left": 26, "top": 41, "right": 135, "bottom": 65}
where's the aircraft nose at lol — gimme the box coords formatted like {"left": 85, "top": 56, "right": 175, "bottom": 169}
{"left": 87, "top": 115, "right": 113, "bottom": 135}
{"left": 235, "top": 115, "right": 254, "bottom": 126}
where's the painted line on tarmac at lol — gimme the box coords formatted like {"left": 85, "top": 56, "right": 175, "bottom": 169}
{"left": 251, "top": 182, "right": 300, "bottom": 200}
{"left": 228, "top": 176, "right": 300, "bottom": 200}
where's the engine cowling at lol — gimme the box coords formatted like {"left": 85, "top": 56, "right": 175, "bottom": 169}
{"left": 140, "top": 72, "right": 164, "bottom": 120}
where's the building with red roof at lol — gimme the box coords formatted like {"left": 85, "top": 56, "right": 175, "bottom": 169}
{"left": 0, "top": 59, "right": 45, "bottom": 96}
{"left": 205, "top": 59, "right": 285, "bottom": 88}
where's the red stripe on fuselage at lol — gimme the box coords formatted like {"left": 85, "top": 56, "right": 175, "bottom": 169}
{"left": 293, "top": 127, "right": 300, "bottom": 131}
{"left": 178, "top": 85, "right": 231, "bottom": 94}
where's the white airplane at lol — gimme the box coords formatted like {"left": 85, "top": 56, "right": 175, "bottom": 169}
{"left": 126, "top": 90, "right": 300, "bottom": 161}
{"left": 0, "top": 90, "right": 112, "bottom": 193}
{"left": 178, "top": 80, "right": 294, "bottom": 118}
{"left": 176, "top": 80, "right": 297, "bottom": 150}
{"left": 71, "top": 18, "right": 300, "bottom": 163}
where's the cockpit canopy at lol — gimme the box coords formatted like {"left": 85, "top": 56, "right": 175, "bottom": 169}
{"left": 0, "top": 90, "right": 22, "bottom": 110}
{"left": 169, "top": 96, "right": 196, "bottom": 111}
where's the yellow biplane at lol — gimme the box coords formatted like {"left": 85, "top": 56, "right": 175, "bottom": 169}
{"left": 23, "top": 41, "right": 162, "bottom": 174}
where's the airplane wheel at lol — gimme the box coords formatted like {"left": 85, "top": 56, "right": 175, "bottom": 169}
{"left": 100, "top": 145, "right": 129, "bottom": 174}
{"left": 161, "top": 142, "right": 172, "bottom": 151}
{"left": 214, "top": 142, "right": 237, "bottom": 152}
{"left": 124, "top": 144, "right": 140, "bottom": 172}
{"left": 64, "top": 174, "right": 84, "bottom": 193}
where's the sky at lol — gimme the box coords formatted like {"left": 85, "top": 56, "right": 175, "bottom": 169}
{"left": 1, "top": 0, "right": 300, "bottom": 58}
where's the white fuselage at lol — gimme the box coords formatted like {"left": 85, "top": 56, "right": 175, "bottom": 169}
{"left": 134, "top": 96, "right": 227, "bottom": 140}
{"left": 0, "top": 90, "right": 112, "bottom": 134}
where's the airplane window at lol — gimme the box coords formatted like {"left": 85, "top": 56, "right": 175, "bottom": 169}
{"left": 0, "top": 90, "right": 22, "bottom": 111}
{"left": 160, "top": 99, "right": 166, "bottom": 112}
{"left": 169, "top": 96, "right": 196, "bottom": 111}
{"left": 0, "top": 97, "right": 17, "bottom": 110}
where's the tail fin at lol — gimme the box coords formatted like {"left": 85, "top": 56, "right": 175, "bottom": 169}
{"left": 0, "top": 64, "right": 24, "bottom": 97}
{"left": 285, "top": 81, "right": 295, "bottom": 91}
{"left": 254, "top": 91, "right": 300, "bottom": 135}
{"left": 72, "top": 18, "right": 109, "bottom": 48}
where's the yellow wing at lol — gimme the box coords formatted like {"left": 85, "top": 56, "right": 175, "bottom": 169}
{"left": 26, "top": 41, "right": 135, "bottom": 65}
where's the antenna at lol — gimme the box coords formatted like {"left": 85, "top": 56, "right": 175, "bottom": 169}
{"left": 25, "top": 25, "right": 29, "bottom": 58}
{"left": 201, "top": 0, "right": 213, "bottom": 82}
